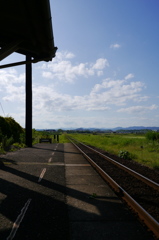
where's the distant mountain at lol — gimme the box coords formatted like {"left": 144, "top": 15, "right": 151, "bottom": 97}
{"left": 36, "top": 126, "right": 159, "bottom": 132}
{"left": 64, "top": 126, "right": 159, "bottom": 131}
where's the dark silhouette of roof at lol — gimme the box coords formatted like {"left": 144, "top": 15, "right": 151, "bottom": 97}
{"left": 0, "top": 0, "right": 57, "bottom": 63}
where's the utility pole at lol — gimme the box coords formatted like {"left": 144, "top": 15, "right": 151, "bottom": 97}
{"left": 25, "top": 55, "right": 32, "bottom": 147}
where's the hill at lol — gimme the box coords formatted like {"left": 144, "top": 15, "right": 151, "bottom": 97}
{"left": 36, "top": 126, "right": 159, "bottom": 132}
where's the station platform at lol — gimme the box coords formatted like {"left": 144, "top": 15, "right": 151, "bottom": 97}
{"left": 0, "top": 142, "right": 154, "bottom": 240}
{"left": 64, "top": 143, "right": 153, "bottom": 240}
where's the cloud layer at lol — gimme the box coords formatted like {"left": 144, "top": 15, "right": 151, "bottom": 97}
{"left": 0, "top": 69, "right": 25, "bottom": 102}
{"left": 110, "top": 43, "right": 121, "bottom": 49}
{"left": 0, "top": 51, "right": 158, "bottom": 128}
{"left": 41, "top": 51, "right": 109, "bottom": 82}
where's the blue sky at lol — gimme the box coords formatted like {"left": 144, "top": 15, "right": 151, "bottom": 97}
{"left": 0, "top": 0, "right": 159, "bottom": 129}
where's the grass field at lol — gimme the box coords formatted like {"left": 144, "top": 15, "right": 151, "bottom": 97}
{"left": 67, "top": 133, "right": 159, "bottom": 170}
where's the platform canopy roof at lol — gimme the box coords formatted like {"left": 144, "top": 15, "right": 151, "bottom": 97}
{"left": 0, "top": 0, "right": 57, "bottom": 65}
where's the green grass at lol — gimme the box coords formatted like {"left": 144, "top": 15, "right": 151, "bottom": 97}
{"left": 57, "top": 134, "right": 69, "bottom": 143}
{"left": 68, "top": 133, "right": 159, "bottom": 170}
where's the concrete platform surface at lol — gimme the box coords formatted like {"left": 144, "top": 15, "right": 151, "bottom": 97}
{"left": 0, "top": 143, "right": 154, "bottom": 240}
{"left": 64, "top": 143, "right": 154, "bottom": 240}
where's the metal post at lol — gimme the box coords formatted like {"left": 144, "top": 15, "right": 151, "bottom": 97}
{"left": 25, "top": 55, "right": 32, "bottom": 147}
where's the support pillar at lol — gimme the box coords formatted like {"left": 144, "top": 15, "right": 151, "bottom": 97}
{"left": 25, "top": 55, "right": 32, "bottom": 147}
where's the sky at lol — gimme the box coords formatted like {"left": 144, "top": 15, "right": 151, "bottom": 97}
{"left": 0, "top": 0, "right": 159, "bottom": 129}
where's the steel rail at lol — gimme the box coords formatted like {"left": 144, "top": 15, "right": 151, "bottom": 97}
{"left": 69, "top": 137, "right": 159, "bottom": 191}
{"left": 68, "top": 137, "right": 159, "bottom": 239}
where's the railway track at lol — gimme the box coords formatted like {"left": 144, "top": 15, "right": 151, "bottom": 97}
{"left": 68, "top": 137, "right": 159, "bottom": 239}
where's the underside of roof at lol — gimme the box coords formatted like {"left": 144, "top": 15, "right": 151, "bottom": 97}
{"left": 0, "top": 0, "right": 57, "bottom": 63}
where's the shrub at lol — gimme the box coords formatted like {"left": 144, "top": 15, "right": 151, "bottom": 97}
{"left": 0, "top": 116, "right": 11, "bottom": 138}
{"left": 0, "top": 129, "right": 3, "bottom": 142}
{"left": 5, "top": 117, "right": 24, "bottom": 142}
{"left": 118, "top": 150, "right": 132, "bottom": 160}
{"left": 0, "top": 142, "right": 5, "bottom": 153}
{"left": 5, "top": 136, "right": 14, "bottom": 148}
{"left": 1, "top": 135, "right": 14, "bottom": 150}
{"left": 13, "top": 142, "right": 26, "bottom": 148}
{"left": 0, "top": 116, "right": 24, "bottom": 152}
{"left": 146, "top": 131, "right": 159, "bottom": 142}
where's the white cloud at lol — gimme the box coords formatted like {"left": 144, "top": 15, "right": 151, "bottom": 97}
{"left": 90, "top": 76, "right": 148, "bottom": 108}
{"left": 32, "top": 83, "right": 112, "bottom": 113}
{"left": 0, "top": 70, "right": 147, "bottom": 114}
{"left": 91, "top": 78, "right": 125, "bottom": 94}
{"left": 134, "top": 96, "right": 149, "bottom": 102}
{"left": 31, "top": 73, "right": 147, "bottom": 115}
{"left": 41, "top": 51, "right": 109, "bottom": 82}
{"left": 0, "top": 63, "right": 148, "bottom": 118}
{"left": 110, "top": 43, "right": 121, "bottom": 49}
{"left": 117, "top": 104, "right": 158, "bottom": 114}
{"left": 3, "top": 85, "right": 25, "bottom": 102}
{"left": 0, "top": 69, "right": 25, "bottom": 102}
{"left": 125, "top": 73, "right": 134, "bottom": 80}
{"left": 56, "top": 51, "right": 75, "bottom": 60}
{"left": 65, "top": 52, "right": 75, "bottom": 59}
{"left": 0, "top": 53, "right": 154, "bottom": 129}
{"left": 42, "top": 71, "right": 53, "bottom": 79}
{"left": 92, "top": 58, "right": 109, "bottom": 69}
{"left": 97, "top": 71, "right": 103, "bottom": 76}
{"left": 91, "top": 76, "right": 145, "bottom": 101}
{"left": 0, "top": 69, "right": 24, "bottom": 86}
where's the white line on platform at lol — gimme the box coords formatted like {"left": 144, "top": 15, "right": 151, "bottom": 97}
{"left": 55, "top": 144, "right": 58, "bottom": 150}
{"left": 48, "top": 157, "right": 52, "bottom": 163}
{"left": 52, "top": 152, "right": 55, "bottom": 156}
{"left": 7, "top": 198, "right": 32, "bottom": 240}
{"left": 38, "top": 168, "right": 46, "bottom": 182}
